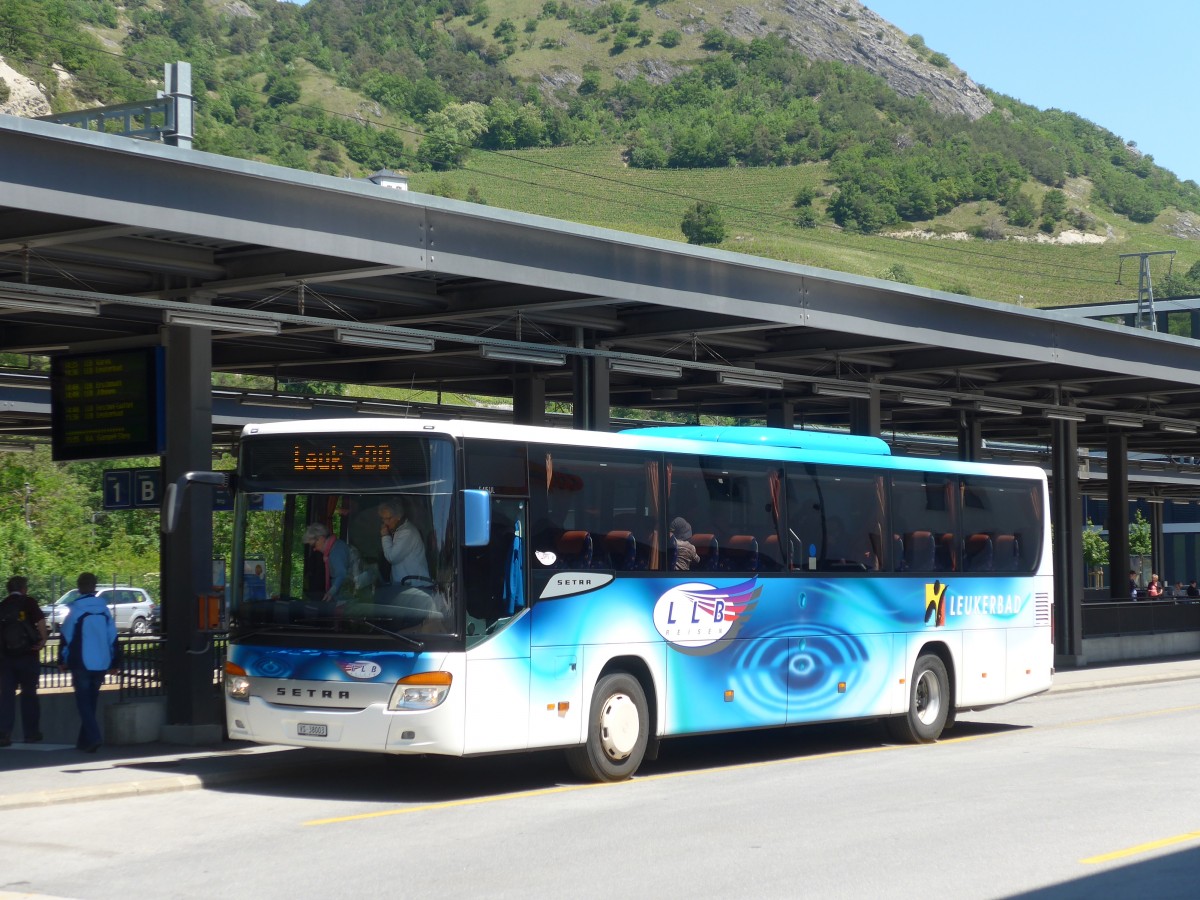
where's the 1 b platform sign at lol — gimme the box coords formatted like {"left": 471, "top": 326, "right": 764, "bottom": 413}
{"left": 50, "top": 348, "right": 166, "bottom": 462}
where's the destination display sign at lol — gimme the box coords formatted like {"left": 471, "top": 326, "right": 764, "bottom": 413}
{"left": 50, "top": 348, "right": 165, "bottom": 461}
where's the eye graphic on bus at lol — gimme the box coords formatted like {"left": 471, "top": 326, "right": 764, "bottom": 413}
{"left": 924, "top": 580, "right": 947, "bottom": 627}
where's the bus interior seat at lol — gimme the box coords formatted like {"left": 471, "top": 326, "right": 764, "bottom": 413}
{"left": 759, "top": 534, "right": 784, "bottom": 571}
{"left": 994, "top": 534, "right": 1020, "bottom": 571}
{"left": 603, "top": 530, "right": 637, "bottom": 571}
{"left": 935, "top": 532, "right": 957, "bottom": 571}
{"left": 691, "top": 533, "right": 719, "bottom": 570}
{"left": 964, "top": 533, "right": 994, "bottom": 572}
{"left": 721, "top": 535, "right": 759, "bottom": 572}
{"left": 555, "top": 530, "right": 593, "bottom": 569}
{"left": 892, "top": 534, "right": 906, "bottom": 571}
{"left": 905, "top": 531, "right": 935, "bottom": 572}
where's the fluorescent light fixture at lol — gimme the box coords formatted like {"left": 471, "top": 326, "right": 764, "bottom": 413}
{"left": 718, "top": 372, "right": 784, "bottom": 391}
{"left": 0, "top": 296, "right": 100, "bottom": 316}
{"left": 1145, "top": 496, "right": 1165, "bottom": 504}
{"left": 239, "top": 394, "right": 313, "bottom": 410}
{"left": 813, "top": 383, "right": 872, "bottom": 401}
{"left": 608, "top": 359, "right": 682, "bottom": 379}
{"left": 974, "top": 400, "right": 1023, "bottom": 416}
{"left": 1158, "top": 422, "right": 1197, "bottom": 434}
{"left": 164, "top": 310, "right": 281, "bottom": 335}
{"left": 358, "top": 401, "right": 415, "bottom": 417}
{"left": 898, "top": 393, "right": 951, "bottom": 408}
{"left": 1042, "top": 408, "right": 1086, "bottom": 423}
{"left": 479, "top": 345, "right": 565, "bottom": 366}
{"left": 335, "top": 329, "right": 434, "bottom": 353}
{"left": 1103, "top": 415, "right": 1142, "bottom": 429}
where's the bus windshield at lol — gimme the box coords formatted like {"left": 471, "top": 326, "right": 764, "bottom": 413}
{"left": 231, "top": 434, "right": 459, "bottom": 643}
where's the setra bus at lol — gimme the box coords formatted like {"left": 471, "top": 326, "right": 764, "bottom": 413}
{"left": 189, "top": 419, "right": 1052, "bottom": 782}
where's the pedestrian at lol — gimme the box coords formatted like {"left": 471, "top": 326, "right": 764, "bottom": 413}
{"left": 1127, "top": 569, "right": 1139, "bottom": 600}
{"left": 1189, "top": 580, "right": 1200, "bottom": 599}
{"left": 0, "top": 575, "right": 48, "bottom": 747}
{"left": 58, "top": 572, "right": 121, "bottom": 753}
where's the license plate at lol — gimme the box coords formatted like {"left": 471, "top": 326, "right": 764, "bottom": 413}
{"left": 297, "top": 723, "right": 328, "bottom": 737}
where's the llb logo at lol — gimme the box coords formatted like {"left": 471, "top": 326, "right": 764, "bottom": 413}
{"left": 924, "top": 580, "right": 947, "bottom": 627}
{"left": 653, "top": 578, "right": 760, "bottom": 653}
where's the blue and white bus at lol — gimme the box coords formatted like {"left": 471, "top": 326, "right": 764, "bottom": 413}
{"left": 214, "top": 419, "right": 1052, "bottom": 781}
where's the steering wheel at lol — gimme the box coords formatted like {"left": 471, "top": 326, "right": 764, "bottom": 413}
{"left": 400, "top": 575, "right": 437, "bottom": 591}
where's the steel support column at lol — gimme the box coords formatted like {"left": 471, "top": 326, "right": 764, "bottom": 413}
{"left": 571, "top": 331, "right": 610, "bottom": 432}
{"left": 1107, "top": 431, "right": 1131, "bottom": 598}
{"left": 1051, "top": 419, "right": 1084, "bottom": 663}
{"left": 958, "top": 415, "right": 982, "bottom": 462}
{"left": 847, "top": 387, "right": 880, "bottom": 437}
{"left": 512, "top": 375, "right": 546, "bottom": 426}
{"left": 160, "top": 322, "right": 220, "bottom": 741}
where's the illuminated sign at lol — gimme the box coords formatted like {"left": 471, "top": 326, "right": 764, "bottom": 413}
{"left": 291, "top": 442, "right": 392, "bottom": 472}
{"left": 50, "top": 348, "right": 165, "bottom": 462}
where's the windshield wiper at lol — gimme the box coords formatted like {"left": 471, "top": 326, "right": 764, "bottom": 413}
{"left": 355, "top": 618, "right": 425, "bottom": 649}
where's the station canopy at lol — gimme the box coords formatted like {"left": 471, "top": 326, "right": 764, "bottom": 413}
{"left": 4, "top": 116, "right": 1200, "bottom": 496}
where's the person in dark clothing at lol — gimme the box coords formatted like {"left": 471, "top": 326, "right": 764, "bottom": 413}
{"left": 0, "top": 575, "right": 48, "bottom": 747}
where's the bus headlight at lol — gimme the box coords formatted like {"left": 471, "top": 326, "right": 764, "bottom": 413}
{"left": 225, "top": 662, "right": 251, "bottom": 702}
{"left": 388, "top": 671, "right": 452, "bottom": 710}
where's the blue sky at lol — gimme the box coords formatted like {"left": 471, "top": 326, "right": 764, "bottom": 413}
{"left": 863, "top": 0, "right": 1200, "bottom": 185}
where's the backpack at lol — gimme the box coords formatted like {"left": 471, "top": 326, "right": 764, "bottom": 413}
{"left": 0, "top": 597, "right": 39, "bottom": 657}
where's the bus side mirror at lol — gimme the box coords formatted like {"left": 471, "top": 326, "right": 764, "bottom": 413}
{"left": 463, "top": 489, "right": 491, "bottom": 546}
{"left": 162, "top": 471, "right": 229, "bottom": 534}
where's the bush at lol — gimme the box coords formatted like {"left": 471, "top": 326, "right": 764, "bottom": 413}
{"left": 793, "top": 186, "right": 818, "bottom": 208}
{"left": 659, "top": 29, "right": 681, "bottom": 48}
{"left": 794, "top": 207, "right": 818, "bottom": 228}
{"left": 928, "top": 52, "right": 949, "bottom": 68}
{"left": 0, "top": 78, "right": 9, "bottom": 106}
{"left": 681, "top": 201, "right": 726, "bottom": 245}
{"left": 880, "top": 263, "right": 913, "bottom": 284}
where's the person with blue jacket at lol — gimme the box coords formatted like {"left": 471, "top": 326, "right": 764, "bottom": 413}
{"left": 58, "top": 572, "right": 122, "bottom": 753}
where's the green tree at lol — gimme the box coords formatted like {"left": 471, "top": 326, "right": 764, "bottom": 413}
{"left": 1041, "top": 188, "right": 1067, "bottom": 221}
{"left": 1082, "top": 519, "right": 1109, "bottom": 570}
{"left": 681, "top": 202, "right": 726, "bottom": 245}
{"left": 1129, "top": 509, "right": 1152, "bottom": 556}
{"left": 417, "top": 102, "right": 489, "bottom": 170}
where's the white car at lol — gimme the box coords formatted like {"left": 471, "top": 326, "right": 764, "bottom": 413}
{"left": 42, "top": 586, "right": 157, "bottom": 636}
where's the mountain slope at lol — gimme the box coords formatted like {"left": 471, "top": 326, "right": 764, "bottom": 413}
{"left": 1, "top": 0, "right": 1198, "bottom": 307}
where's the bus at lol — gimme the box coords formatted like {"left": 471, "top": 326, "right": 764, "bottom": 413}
{"left": 198, "top": 419, "right": 1052, "bottom": 782}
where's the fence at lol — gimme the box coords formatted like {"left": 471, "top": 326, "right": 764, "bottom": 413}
{"left": 1081, "top": 599, "right": 1200, "bottom": 638}
{"left": 38, "top": 635, "right": 226, "bottom": 699}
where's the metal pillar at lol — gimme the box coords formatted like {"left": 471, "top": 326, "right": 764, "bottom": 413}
{"left": 160, "top": 320, "right": 220, "bottom": 742}
{"left": 1051, "top": 419, "right": 1084, "bottom": 663}
{"left": 766, "top": 400, "right": 794, "bottom": 429}
{"left": 847, "top": 387, "right": 881, "bottom": 437}
{"left": 1107, "top": 431, "right": 1131, "bottom": 598}
{"left": 571, "top": 333, "right": 610, "bottom": 432}
{"left": 163, "top": 62, "right": 194, "bottom": 150}
{"left": 957, "top": 415, "right": 982, "bottom": 462}
{"left": 512, "top": 375, "right": 547, "bottom": 426}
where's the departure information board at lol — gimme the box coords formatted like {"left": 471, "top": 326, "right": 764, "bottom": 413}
{"left": 50, "top": 348, "right": 165, "bottom": 461}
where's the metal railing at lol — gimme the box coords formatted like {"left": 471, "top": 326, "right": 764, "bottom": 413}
{"left": 1081, "top": 599, "right": 1200, "bottom": 638}
{"left": 37, "top": 635, "right": 227, "bottom": 699}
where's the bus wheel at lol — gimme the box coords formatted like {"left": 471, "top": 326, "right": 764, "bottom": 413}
{"left": 566, "top": 672, "right": 649, "bottom": 783}
{"left": 887, "top": 653, "right": 949, "bottom": 744}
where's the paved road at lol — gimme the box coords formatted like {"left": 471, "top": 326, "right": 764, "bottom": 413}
{"left": 1, "top": 656, "right": 1198, "bottom": 899}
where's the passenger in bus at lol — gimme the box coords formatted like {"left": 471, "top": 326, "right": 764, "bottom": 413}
{"left": 303, "top": 523, "right": 349, "bottom": 603}
{"left": 670, "top": 517, "right": 700, "bottom": 571}
{"left": 378, "top": 498, "right": 430, "bottom": 585}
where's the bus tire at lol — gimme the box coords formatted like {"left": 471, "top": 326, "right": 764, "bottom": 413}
{"left": 887, "top": 653, "right": 949, "bottom": 744}
{"left": 566, "top": 672, "right": 649, "bottom": 783}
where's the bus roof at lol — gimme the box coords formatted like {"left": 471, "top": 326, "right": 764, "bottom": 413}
{"left": 621, "top": 425, "right": 891, "bottom": 457}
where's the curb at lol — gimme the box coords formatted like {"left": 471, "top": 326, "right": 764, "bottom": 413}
{"left": 0, "top": 749, "right": 333, "bottom": 812}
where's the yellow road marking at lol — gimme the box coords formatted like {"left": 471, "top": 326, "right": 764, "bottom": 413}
{"left": 304, "top": 743, "right": 896, "bottom": 826}
{"left": 1081, "top": 830, "right": 1200, "bottom": 864}
{"left": 304, "top": 702, "right": 1200, "bottom": 827}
